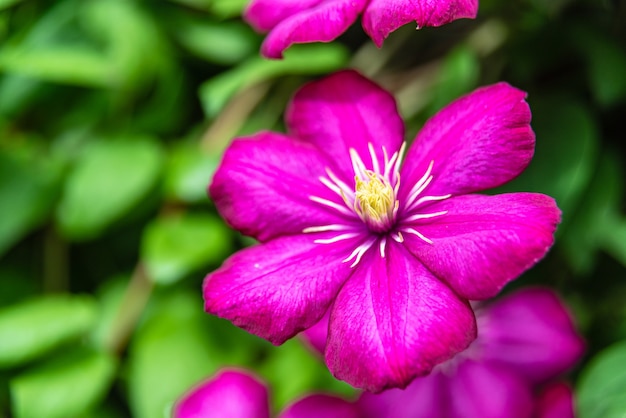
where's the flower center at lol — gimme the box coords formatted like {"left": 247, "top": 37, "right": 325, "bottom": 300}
{"left": 303, "top": 142, "right": 451, "bottom": 267}
{"left": 354, "top": 170, "right": 397, "bottom": 233}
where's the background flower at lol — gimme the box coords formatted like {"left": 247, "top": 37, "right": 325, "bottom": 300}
{"left": 245, "top": 0, "right": 479, "bottom": 58}
{"left": 174, "top": 369, "right": 357, "bottom": 418}
{"left": 352, "top": 288, "right": 584, "bottom": 418}
{"left": 204, "top": 70, "right": 561, "bottom": 391}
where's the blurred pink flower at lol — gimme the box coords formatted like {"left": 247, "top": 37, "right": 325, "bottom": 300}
{"left": 204, "top": 70, "right": 561, "bottom": 391}
{"left": 173, "top": 369, "right": 356, "bottom": 418}
{"left": 349, "top": 288, "right": 584, "bottom": 417}
{"left": 245, "top": 0, "right": 479, "bottom": 58}
{"left": 533, "top": 382, "right": 577, "bottom": 418}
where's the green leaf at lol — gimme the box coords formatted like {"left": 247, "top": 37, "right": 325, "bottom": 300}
{"left": 0, "top": 0, "right": 25, "bottom": 11}
{"left": 0, "top": 47, "right": 111, "bottom": 87}
{"left": 56, "top": 137, "right": 164, "bottom": 240}
{"left": 164, "top": 143, "right": 219, "bottom": 203}
{"left": 560, "top": 152, "right": 623, "bottom": 274}
{"left": 0, "top": 144, "right": 62, "bottom": 257}
{"left": 89, "top": 277, "right": 128, "bottom": 350}
{"left": 142, "top": 213, "right": 233, "bottom": 285}
{"left": 578, "top": 341, "right": 626, "bottom": 418}
{"left": 572, "top": 25, "right": 626, "bottom": 107}
{"left": 428, "top": 45, "right": 480, "bottom": 116}
{"left": 602, "top": 221, "right": 626, "bottom": 269}
{"left": 80, "top": 0, "right": 171, "bottom": 91}
{"left": 0, "top": 295, "right": 97, "bottom": 368}
{"left": 199, "top": 43, "right": 349, "bottom": 117}
{"left": 127, "top": 291, "right": 222, "bottom": 418}
{"left": 173, "top": 19, "right": 258, "bottom": 65}
{"left": 208, "top": 0, "right": 249, "bottom": 18}
{"left": 11, "top": 347, "right": 117, "bottom": 418}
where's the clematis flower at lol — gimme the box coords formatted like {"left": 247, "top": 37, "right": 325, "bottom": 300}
{"left": 204, "top": 70, "right": 561, "bottom": 391}
{"left": 245, "top": 0, "right": 479, "bottom": 58}
{"left": 352, "top": 288, "right": 584, "bottom": 418}
{"left": 173, "top": 368, "right": 356, "bottom": 418}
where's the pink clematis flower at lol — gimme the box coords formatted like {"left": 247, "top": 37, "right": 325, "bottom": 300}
{"left": 173, "top": 368, "right": 356, "bottom": 418}
{"left": 245, "top": 0, "right": 479, "bottom": 58}
{"left": 204, "top": 70, "right": 561, "bottom": 391}
{"left": 352, "top": 288, "right": 584, "bottom": 418}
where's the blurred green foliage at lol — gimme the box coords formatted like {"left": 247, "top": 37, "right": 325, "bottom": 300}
{"left": 0, "top": 0, "right": 624, "bottom": 417}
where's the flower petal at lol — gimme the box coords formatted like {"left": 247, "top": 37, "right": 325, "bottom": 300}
{"left": 479, "top": 288, "right": 585, "bottom": 383}
{"left": 244, "top": 0, "right": 323, "bottom": 32}
{"left": 204, "top": 235, "right": 357, "bottom": 345}
{"left": 400, "top": 83, "right": 535, "bottom": 198}
{"left": 279, "top": 394, "right": 361, "bottom": 418}
{"left": 534, "top": 383, "right": 575, "bottom": 418}
{"left": 403, "top": 193, "right": 561, "bottom": 300}
{"left": 445, "top": 361, "right": 534, "bottom": 418}
{"left": 173, "top": 369, "right": 269, "bottom": 418}
{"left": 325, "top": 241, "right": 476, "bottom": 391}
{"left": 356, "top": 372, "right": 446, "bottom": 418}
{"left": 363, "top": 0, "right": 478, "bottom": 46}
{"left": 259, "top": 0, "right": 367, "bottom": 58}
{"left": 210, "top": 131, "right": 358, "bottom": 243}
{"left": 300, "top": 310, "right": 330, "bottom": 354}
{"left": 287, "top": 70, "right": 405, "bottom": 182}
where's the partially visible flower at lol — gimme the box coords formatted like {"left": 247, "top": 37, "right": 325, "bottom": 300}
{"left": 349, "top": 288, "right": 584, "bottom": 418}
{"left": 245, "top": 0, "right": 479, "bottom": 58}
{"left": 173, "top": 369, "right": 355, "bottom": 418}
{"left": 204, "top": 70, "right": 561, "bottom": 391}
{"left": 174, "top": 370, "right": 269, "bottom": 418}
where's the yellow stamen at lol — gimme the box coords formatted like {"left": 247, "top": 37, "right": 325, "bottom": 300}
{"left": 354, "top": 170, "right": 395, "bottom": 231}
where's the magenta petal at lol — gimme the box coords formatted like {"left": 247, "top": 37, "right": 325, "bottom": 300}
{"left": 403, "top": 193, "right": 561, "bottom": 300}
{"left": 534, "top": 383, "right": 575, "bottom": 418}
{"left": 356, "top": 373, "right": 446, "bottom": 418}
{"left": 400, "top": 83, "right": 535, "bottom": 197}
{"left": 300, "top": 310, "right": 330, "bottom": 355}
{"left": 173, "top": 369, "right": 269, "bottom": 418}
{"left": 446, "top": 361, "right": 534, "bottom": 418}
{"left": 259, "top": 0, "right": 367, "bottom": 58}
{"left": 363, "top": 0, "right": 478, "bottom": 46}
{"left": 287, "top": 70, "right": 404, "bottom": 182}
{"left": 204, "top": 235, "right": 356, "bottom": 345}
{"left": 210, "top": 131, "right": 354, "bottom": 243}
{"left": 325, "top": 241, "right": 476, "bottom": 391}
{"left": 244, "top": 0, "right": 322, "bottom": 32}
{"left": 479, "top": 288, "right": 585, "bottom": 383}
{"left": 279, "top": 394, "right": 361, "bottom": 418}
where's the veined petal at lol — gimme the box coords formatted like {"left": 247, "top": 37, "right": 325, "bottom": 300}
{"left": 325, "top": 241, "right": 476, "bottom": 391}
{"left": 445, "top": 361, "right": 534, "bottom": 418}
{"left": 400, "top": 83, "right": 535, "bottom": 198}
{"left": 210, "top": 131, "right": 357, "bottom": 243}
{"left": 479, "top": 288, "right": 584, "bottom": 384}
{"left": 204, "top": 234, "right": 357, "bottom": 345}
{"left": 173, "top": 369, "right": 269, "bottom": 418}
{"left": 259, "top": 0, "right": 367, "bottom": 58}
{"left": 403, "top": 193, "right": 561, "bottom": 300}
{"left": 534, "top": 383, "right": 575, "bottom": 418}
{"left": 363, "top": 0, "right": 478, "bottom": 47}
{"left": 287, "top": 70, "right": 404, "bottom": 182}
{"left": 279, "top": 394, "right": 361, "bottom": 418}
{"left": 244, "top": 0, "right": 322, "bottom": 32}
